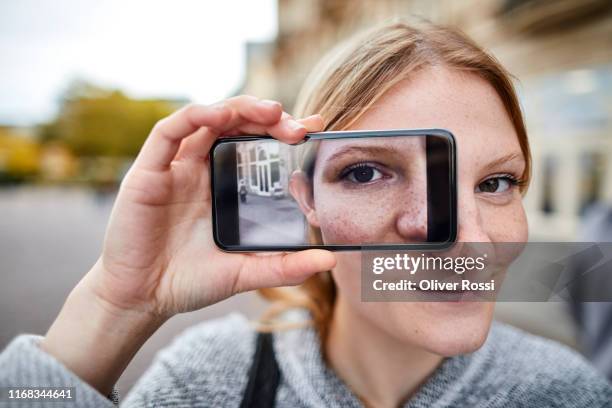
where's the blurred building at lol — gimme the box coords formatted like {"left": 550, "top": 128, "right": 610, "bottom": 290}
{"left": 39, "top": 143, "right": 77, "bottom": 181}
{"left": 240, "top": 0, "right": 612, "bottom": 240}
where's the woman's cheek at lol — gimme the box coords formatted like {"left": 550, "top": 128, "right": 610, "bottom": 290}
{"left": 482, "top": 197, "right": 528, "bottom": 242}
{"left": 314, "top": 191, "right": 387, "bottom": 244}
{"left": 317, "top": 207, "right": 376, "bottom": 244}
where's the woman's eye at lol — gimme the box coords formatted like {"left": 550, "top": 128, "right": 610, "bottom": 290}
{"left": 343, "top": 165, "right": 384, "bottom": 183}
{"left": 476, "top": 177, "right": 514, "bottom": 193}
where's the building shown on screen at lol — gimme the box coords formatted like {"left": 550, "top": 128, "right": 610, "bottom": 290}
{"left": 236, "top": 141, "right": 300, "bottom": 198}
{"left": 235, "top": 140, "right": 306, "bottom": 245}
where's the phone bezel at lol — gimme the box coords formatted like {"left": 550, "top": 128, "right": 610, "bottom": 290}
{"left": 210, "top": 128, "right": 457, "bottom": 252}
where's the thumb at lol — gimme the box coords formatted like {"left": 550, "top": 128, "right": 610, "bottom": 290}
{"left": 233, "top": 250, "right": 336, "bottom": 293}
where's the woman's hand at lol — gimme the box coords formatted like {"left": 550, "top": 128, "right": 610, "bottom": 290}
{"left": 90, "top": 95, "right": 335, "bottom": 316}
{"left": 41, "top": 96, "right": 335, "bottom": 394}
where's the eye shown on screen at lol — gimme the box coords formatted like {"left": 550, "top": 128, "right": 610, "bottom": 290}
{"left": 338, "top": 162, "right": 391, "bottom": 185}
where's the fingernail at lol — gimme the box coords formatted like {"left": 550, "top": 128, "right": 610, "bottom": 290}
{"left": 289, "top": 120, "right": 306, "bottom": 131}
{"left": 259, "top": 99, "right": 281, "bottom": 109}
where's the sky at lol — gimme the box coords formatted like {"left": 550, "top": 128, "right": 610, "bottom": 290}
{"left": 0, "top": 0, "right": 277, "bottom": 126}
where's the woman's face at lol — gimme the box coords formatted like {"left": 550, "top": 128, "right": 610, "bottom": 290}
{"left": 293, "top": 67, "right": 528, "bottom": 355}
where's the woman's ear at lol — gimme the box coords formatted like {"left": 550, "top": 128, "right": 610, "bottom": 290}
{"left": 289, "top": 170, "right": 320, "bottom": 228}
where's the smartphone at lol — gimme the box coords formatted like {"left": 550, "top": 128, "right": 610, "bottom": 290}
{"left": 210, "top": 129, "right": 456, "bottom": 251}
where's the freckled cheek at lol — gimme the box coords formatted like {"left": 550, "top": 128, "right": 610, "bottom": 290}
{"left": 316, "top": 205, "right": 376, "bottom": 244}
{"left": 314, "top": 189, "right": 394, "bottom": 244}
{"left": 482, "top": 200, "right": 528, "bottom": 242}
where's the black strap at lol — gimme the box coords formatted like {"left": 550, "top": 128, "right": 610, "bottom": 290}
{"left": 240, "top": 331, "right": 281, "bottom": 408}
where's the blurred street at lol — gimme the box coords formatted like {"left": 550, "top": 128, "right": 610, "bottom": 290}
{"left": 239, "top": 194, "right": 306, "bottom": 245}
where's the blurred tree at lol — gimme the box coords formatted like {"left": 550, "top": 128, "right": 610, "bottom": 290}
{"left": 40, "top": 80, "right": 177, "bottom": 157}
{"left": 0, "top": 127, "right": 40, "bottom": 182}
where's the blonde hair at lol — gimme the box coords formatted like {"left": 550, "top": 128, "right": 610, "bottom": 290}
{"left": 258, "top": 19, "right": 531, "bottom": 344}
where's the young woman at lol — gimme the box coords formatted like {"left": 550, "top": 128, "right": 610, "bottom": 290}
{"left": 1, "top": 21, "right": 610, "bottom": 408}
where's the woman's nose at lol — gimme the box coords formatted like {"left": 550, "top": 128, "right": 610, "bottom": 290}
{"left": 396, "top": 206, "right": 428, "bottom": 242}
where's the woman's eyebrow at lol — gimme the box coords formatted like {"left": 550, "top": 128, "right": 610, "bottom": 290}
{"left": 482, "top": 152, "right": 524, "bottom": 172}
{"left": 324, "top": 145, "right": 408, "bottom": 164}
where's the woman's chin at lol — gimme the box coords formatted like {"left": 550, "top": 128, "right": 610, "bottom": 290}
{"left": 380, "top": 301, "right": 494, "bottom": 357}
{"left": 425, "top": 323, "right": 490, "bottom": 356}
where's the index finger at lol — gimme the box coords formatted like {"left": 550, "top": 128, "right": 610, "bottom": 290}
{"left": 135, "top": 104, "right": 232, "bottom": 171}
{"left": 136, "top": 97, "right": 285, "bottom": 171}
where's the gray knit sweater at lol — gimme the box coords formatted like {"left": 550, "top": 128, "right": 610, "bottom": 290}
{"left": 1, "top": 312, "right": 610, "bottom": 407}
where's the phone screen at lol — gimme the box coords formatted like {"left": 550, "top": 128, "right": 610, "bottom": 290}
{"left": 211, "top": 129, "right": 456, "bottom": 251}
